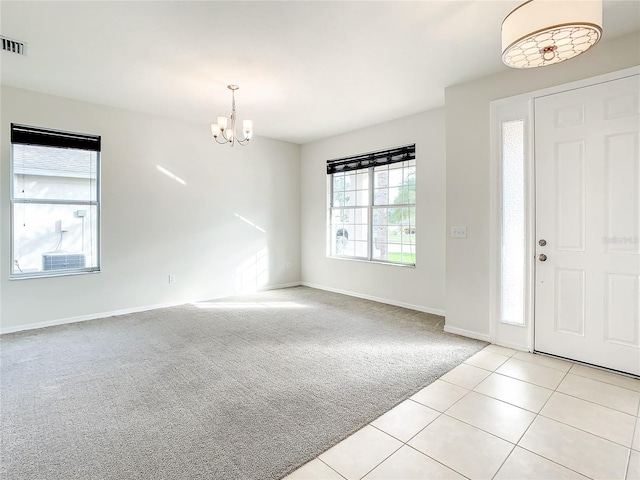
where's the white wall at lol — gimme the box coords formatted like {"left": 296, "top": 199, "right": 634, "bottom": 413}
{"left": 444, "top": 32, "right": 640, "bottom": 340}
{"left": 300, "top": 109, "right": 446, "bottom": 315}
{"left": 1, "top": 86, "right": 301, "bottom": 332}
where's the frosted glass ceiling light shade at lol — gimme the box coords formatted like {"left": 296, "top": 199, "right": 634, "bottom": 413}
{"left": 502, "top": 0, "right": 602, "bottom": 69}
{"left": 211, "top": 85, "right": 253, "bottom": 146}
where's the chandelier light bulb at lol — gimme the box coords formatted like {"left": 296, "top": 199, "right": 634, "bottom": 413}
{"left": 502, "top": 0, "right": 603, "bottom": 69}
{"left": 243, "top": 120, "right": 253, "bottom": 134}
{"left": 211, "top": 85, "right": 253, "bottom": 147}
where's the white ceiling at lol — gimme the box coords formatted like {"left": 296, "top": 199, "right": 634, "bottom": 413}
{"left": 1, "top": 1, "right": 639, "bottom": 144}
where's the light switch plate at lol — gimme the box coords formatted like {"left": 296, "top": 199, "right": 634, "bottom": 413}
{"left": 451, "top": 226, "right": 467, "bottom": 238}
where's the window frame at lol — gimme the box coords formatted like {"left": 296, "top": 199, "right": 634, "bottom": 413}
{"left": 10, "top": 124, "right": 102, "bottom": 280}
{"left": 327, "top": 145, "right": 416, "bottom": 267}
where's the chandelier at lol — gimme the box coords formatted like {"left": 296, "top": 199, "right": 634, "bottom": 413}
{"left": 502, "top": 0, "right": 602, "bottom": 69}
{"left": 211, "top": 85, "right": 253, "bottom": 146}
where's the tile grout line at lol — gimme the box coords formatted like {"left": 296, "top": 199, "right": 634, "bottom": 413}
{"left": 513, "top": 444, "right": 598, "bottom": 479}
{"left": 369, "top": 414, "right": 472, "bottom": 479}
{"left": 457, "top": 381, "right": 638, "bottom": 450}
{"left": 488, "top": 359, "right": 594, "bottom": 480}
{"left": 357, "top": 352, "right": 498, "bottom": 478}
{"left": 490, "top": 443, "right": 518, "bottom": 480}
{"left": 535, "top": 412, "right": 636, "bottom": 449}
{"left": 472, "top": 378, "right": 554, "bottom": 414}
{"left": 317, "top": 458, "right": 348, "bottom": 480}
{"left": 456, "top": 358, "right": 639, "bottom": 417}
{"left": 568, "top": 370, "right": 640, "bottom": 394}
{"left": 404, "top": 443, "right": 471, "bottom": 480}
{"left": 508, "top": 364, "right": 629, "bottom": 479}
{"left": 626, "top": 402, "right": 640, "bottom": 480}
{"left": 554, "top": 375, "right": 640, "bottom": 416}
{"left": 352, "top": 427, "right": 403, "bottom": 480}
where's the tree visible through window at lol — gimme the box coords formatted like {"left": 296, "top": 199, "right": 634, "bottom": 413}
{"left": 327, "top": 145, "right": 416, "bottom": 265}
{"left": 10, "top": 124, "right": 101, "bottom": 278}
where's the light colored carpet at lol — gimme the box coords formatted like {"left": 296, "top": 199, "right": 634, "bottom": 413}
{"left": 1, "top": 286, "right": 487, "bottom": 480}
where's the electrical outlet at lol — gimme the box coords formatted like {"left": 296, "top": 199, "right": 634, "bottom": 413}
{"left": 451, "top": 226, "right": 467, "bottom": 239}
{"left": 168, "top": 274, "right": 177, "bottom": 284}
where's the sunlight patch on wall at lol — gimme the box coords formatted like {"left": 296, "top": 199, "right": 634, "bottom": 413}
{"left": 234, "top": 213, "right": 266, "bottom": 233}
{"left": 235, "top": 247, "right": 269, "bottom": 293}
{"left": 156, "top": 165, "right": 186, "bottom": 185}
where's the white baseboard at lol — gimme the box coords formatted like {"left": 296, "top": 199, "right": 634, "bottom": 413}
{"left": 490, "top": 339, "right": 528, "bottom": 352}
{"left": 0, "top": 296, "right": 218, "bottom": 335}
{"left": 300, "top": 282, "right": 445, "bottom": 317}
{"left": 444, "top": 325, "right": 491, "bottom": 342}
{"left": 261, "top": 281, "right": 302, "bottom": 291}
{"left": 0, "top": 281, "right": 303, "bottom": 335}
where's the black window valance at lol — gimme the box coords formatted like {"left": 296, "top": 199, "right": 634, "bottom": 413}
{"left": 11, "top": 123, "right": 101, "bottom": 151}
{"left": 326, "top": 144, "right": 415, "bottom": 175}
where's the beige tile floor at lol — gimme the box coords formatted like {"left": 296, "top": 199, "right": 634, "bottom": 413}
{"left": 285, "top": 345, "right": 640, "bottom": 480}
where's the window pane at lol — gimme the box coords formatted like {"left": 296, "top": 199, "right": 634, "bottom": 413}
{"left": 12, "top": 203, "right": 98, "bottom": 275}
{"left": 331, "top": 208, "right": 353, "bottom": 226}
{"left": 373, "top": 207, "right": 388, "bottom": 226}
{"left": 501, "top": 120, "right": 525, "bottom": 325}
{"left": 398, "top": 175, "right": 416, "bottom": 204}
{"left": 12, "top": 144, "right": 98, "bottom": 201}
{"left": 354, "top": 224, "right": 368, "bottom": 242}
{"left": 387, "top": 208, "right": 404, "bottom": 226}
{"left": 374, "top": 188, "right": 390, "bottom": 205}
{"left": 337, "top": 234, "right": 355, "bottom": 256}
{"left": 344, "top": 173, "right": 356, "bottom": 190}
{"left": 356, "top": 171, "right": 369, "bottom": 189}
{"left": 373, "top": 226, "right": 413, "bottom": 263}
{"left": 374, "top": 168, "right": 389, "bottom": 188}
{"left": 330, "top": 208, "right": 367, "bottom": 259}
{"left": 387, "top": 167, "right": 404, "bottom": 188}
{"left": 402, "top": 229, "right": 416, "bottom": 244}
{"left": 354, "top": 241, "right": 368, "bottom": 257}
{"left": 404, "top": 166, "right": 416, "bottom": 183}
{"left": 355, "top": 189, "right": 368, "bottom": 206}
{"left": 353, "top": 207, "right": 368, "bottom": 224}
{"left": 388, "top": 187, "right": 401, "bottom": 205}
{"left": 332, "top": 224, "right": 350, "bottom": 256}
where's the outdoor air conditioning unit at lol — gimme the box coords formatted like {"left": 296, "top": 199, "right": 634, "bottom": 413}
{"left": 42, "top": 252, "right": 86, "bottom": 271}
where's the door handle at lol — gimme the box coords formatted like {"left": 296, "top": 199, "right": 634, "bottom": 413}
{"left": 538, "top": 254, "right": 547, "bottom": 262}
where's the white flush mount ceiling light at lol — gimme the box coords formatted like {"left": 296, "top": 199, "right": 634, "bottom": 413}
{"left": 211, "top": 85, "right": 253, "bottom": 146}
{"left": 502, "top": 0, "right": 603, "bottom": 68}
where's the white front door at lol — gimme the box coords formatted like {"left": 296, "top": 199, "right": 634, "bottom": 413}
{"left": 534, "top": 75, "right": 640, "bottom": 376}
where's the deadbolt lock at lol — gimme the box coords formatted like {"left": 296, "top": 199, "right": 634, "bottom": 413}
{"left": 539, "top": 239, "right": 547, "bottom": 246}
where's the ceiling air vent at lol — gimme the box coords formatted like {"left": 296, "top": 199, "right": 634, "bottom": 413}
{"left": 1, "top": 36, "right": 26, "bottom": 56}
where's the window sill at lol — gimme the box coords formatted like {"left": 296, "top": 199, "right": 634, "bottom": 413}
{"left": 10, "top": 269, "right": 101, "bottom": 281}
{"left": 327, "top": 255, "right": 416, "bottom": 268}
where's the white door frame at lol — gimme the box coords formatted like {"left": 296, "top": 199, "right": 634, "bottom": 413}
{"left": 489, "top": 65, "right": 640, "bottom": 352}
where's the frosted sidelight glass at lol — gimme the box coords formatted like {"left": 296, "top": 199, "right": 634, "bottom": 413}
{"left": 501, "top": 120, "right": 525, "bottom": 325}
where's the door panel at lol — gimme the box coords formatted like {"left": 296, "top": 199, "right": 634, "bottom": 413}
{"left": 554, "top": 140, "right": 585, "bottom": 251}
{"left": 554, "top": 268, "right": 586, "bottom": 336}
{"left": 605, "top": 133, "right": 640, "bottom": 254}
{"left": 535, "top": 75, "right": 640, "bottom": 375}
